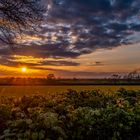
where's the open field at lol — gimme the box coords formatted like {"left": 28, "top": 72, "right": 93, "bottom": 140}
{"left": 0, "top": 78, "right": 140, "bottom": 86}
{"left": 0, "top": 85, "right": 140, "bottom": 97}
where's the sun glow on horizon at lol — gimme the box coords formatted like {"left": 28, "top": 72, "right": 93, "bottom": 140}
{"left": 21, "top": 67, "right": 27, "bottom": 73}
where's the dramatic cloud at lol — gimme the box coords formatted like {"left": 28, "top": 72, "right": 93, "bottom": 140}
{"left": 0, "top": 0, "right": 140, "bottom": 68}
{"left": 20, "top": 0, "right": 140, "bottom": 57}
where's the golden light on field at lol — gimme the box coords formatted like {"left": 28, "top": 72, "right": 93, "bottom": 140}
{"left": 21, "top": 67, "right": 27, "bottom": 73}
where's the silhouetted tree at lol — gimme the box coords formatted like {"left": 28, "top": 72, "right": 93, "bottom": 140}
{"left": 47, "top": 74, "right": 56, "bottom": 80}
{"left": 0, "top": 0, "right": 45, "bottom": 44}
{"left": 111, "top": 74, "right": 120, "bottom": 79}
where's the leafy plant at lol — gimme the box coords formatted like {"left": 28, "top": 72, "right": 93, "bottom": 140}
{"left": 0, "top": 89, "right": 140, "bottom": 140}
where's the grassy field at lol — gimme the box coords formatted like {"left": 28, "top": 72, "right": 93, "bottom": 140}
{"left": 0, "top": 85, "right": 140, "bottom": 97}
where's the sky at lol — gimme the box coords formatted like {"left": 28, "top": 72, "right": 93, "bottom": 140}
{"left": 0, "top": 0, "right": 140, "bottom": 78}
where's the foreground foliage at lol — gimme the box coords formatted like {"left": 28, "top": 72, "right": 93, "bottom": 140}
{"left": 0, "top": 88, "right": 140, "bottom": 140}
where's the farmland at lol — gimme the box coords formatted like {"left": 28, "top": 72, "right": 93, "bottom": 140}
{"left": 0, "top": 88, "right": 140, "bottom": 140}
{"left": 0, "top": 78, "right": 139, "bottom": 86}
{"left": 0, "top": 83, "right": 140, "bottom": 139}
{"left": 0, "top": 85, "right": 139, "bottom": 97}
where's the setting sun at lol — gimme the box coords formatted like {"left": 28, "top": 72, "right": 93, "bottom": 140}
{"left": 21, "top": 67, "right": 27, "bottom": 73}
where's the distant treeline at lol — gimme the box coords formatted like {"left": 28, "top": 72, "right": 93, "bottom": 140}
{"left": 110, "top": 72, "right": 140, "bottom": 80}
{"left": 0, "top": 77, "right": 139, "bottom": 85}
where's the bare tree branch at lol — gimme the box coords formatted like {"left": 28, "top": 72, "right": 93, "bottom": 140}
{"left": 0, "top": 0, "right": 45, "bottom": 45}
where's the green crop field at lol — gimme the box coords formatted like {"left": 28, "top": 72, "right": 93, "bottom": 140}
{"left": 0, "top": 85, "right": 140, "bottom": 97}
{"left": 1, "top": 88, "right": 140, "bottom": 140}
{"left": 1, "top": 85, "right": 140, "bottom": 139}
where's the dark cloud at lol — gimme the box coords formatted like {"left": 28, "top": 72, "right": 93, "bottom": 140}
{"left": 32, "top": 0, "right": 140, "bottom": 57}
{"left": 0, "top": 0, "right": 140, "bottom": 66}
